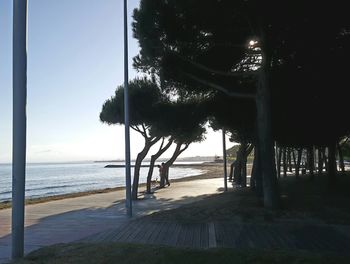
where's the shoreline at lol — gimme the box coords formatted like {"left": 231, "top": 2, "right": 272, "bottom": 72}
{"left": 103, "top": 161, "right": 223, "bottom": 168}
{"left": 0, "top": 164, "right": 224, "bottom": 210}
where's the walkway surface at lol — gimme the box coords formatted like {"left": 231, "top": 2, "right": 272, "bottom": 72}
{"left": 0, "top": 178, "right": 224, "bottom": 263}
{"left": 81, "top": 220, "right": 350, "bottom": 253}
{"left": 2, "top": 177, "right": 350, "bottom": 263}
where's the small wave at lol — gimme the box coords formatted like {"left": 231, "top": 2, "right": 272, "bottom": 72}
{"left": 0, "top": 191, "right": 12, "bottom": 195}
{"left": 25, "top": 184, "right": 72, "bottom": 192}
{"left": 25, "top": 182, "right": 101, "bottom": 193}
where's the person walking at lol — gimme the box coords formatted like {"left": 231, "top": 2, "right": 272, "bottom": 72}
{"left": 156, "top": 164, "right": 162, "bottom": 184}
{"left": 161, "top": 162, "right": 170, "bottom": 186}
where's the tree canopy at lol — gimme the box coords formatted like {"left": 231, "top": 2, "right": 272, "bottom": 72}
{"left": 133, "top": 0, "right": 350, "bottom": 147}
{"left": 100, "top": 78, "right": 163, "bottom": 129}
{"left": 131, "top": 0, "right": 350, "bottom": 208}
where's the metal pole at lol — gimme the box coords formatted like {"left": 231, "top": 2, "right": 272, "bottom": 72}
{"left": 123, "top": 0, "right": 132, "bottom": 217}
{"left": 12, "top": 0, "right": 27, "bottom": 259}
{"left": 222, "top": 130, "right": 228, "bottom": 191}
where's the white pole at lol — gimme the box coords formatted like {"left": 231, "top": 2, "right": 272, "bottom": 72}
{"left": 123, "top": 0, "right": 132, "bottom": 217}
{"left": 222, "top": 130, "right": 228, "bottom": 191}
{"left": 12, "top": 0, "right": 27, "bottom": 259}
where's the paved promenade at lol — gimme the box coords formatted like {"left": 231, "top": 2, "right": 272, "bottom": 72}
{"left": 0, "top": 178, "right": 224, "bottom": 263}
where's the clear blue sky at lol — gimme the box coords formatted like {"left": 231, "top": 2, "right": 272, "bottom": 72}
{"left": 0, "top": 0, "right": 233, "bottom": 163}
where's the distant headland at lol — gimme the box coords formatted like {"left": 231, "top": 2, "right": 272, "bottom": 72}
{"left": 94, "top": 156, "right": 218, "bottom": 163}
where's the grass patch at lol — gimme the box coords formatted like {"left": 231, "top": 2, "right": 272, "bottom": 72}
{"left": 13, "top": 243, "right": 350, "bottom": 264}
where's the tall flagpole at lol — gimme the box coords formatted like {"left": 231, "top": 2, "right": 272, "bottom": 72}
{"left": 124, "top": 0, "right": 132, "bottom": 217}
{"left": 222, "top": 130, "right": 228, "bottom": 192}
{"left": 12, "top": 0, "right": 28, "bottom": 259}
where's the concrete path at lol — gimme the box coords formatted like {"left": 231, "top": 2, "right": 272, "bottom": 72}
{"left": 0, "top": 178, "right": 224, "bottom": 263}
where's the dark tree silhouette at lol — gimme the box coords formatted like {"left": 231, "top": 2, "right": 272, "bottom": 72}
{"left": 100, "top": 78, "right": 163, "bottom": 200}
{"left": 132, "top": 0, "right": 350, "bottom": 208}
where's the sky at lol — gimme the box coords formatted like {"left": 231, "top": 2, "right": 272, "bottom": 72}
{"left": 0, "top": 0, "right": 234, "bottom": 163}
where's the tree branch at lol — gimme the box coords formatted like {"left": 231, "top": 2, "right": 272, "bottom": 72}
{"left": 150, "top": 136, "right": 161, "bottom": 145}
{"left": 141, "top": 124, "right": 150, "bottom": 138}
{"left": 174, "top": 53, "right": 257, "bottom": 78}
{"left": 131, "top": 125, "right": 148, "bottom": 138}
{"left": 130, "top": 125, "right": 140, "bottom": 133}
{"left": 158, "top": 137, "right": 165, "bottom": 152}
{"left": 154, "top": 138, "right": 173, "bottom": 159}
{"left": 185, "top": 73, "right": 256, "bottom": 99}
{"left": 180, "top": 143, "right": 190, "bottom": 153}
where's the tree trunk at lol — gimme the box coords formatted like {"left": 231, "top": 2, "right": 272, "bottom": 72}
{"left": 287, "top": 148, "right": 292, "bottom": 172}
{"left": 242, "top": 155, "right": 247, "bottom": 187}
{"left": 337, "top": 142, "right": 345, "bottom": 173}
{"left": 146, "top": 156, "right": 157, "bottom": 194}
{"left": 283, "top": 148, "right": 287, "bottom": 177}
{"left": 314, "top": 146, "right": 317, "bottom": 172}
{"left": 132, "top": 136, "right": 161, "bottom": 200}
{"left": 160, "top": 142, "right": 189, "bottom": 187}
{"left": 234, "top": 146, "right": 243, "bottom": 184}
{"left": 146, "top": 138, "right": 173, "bottom": 194}
{"left": 307, "top": 147, "right": 314, "bottom": 180}
{"left": 317, "top": 147, "right": 324, "bottom": 175}
{"left": 255, "top": 46, "right": 280, "bottom": 209}
{"left": 252, "top": 144, "right": 263, "bottom": 197}
{"left": 240, "top": 142, "right": 248, "bottom": 187}
{"left": 250, "top": 147, "right": 257, "bottom": 190}
{"left": 324, "top": 148, "right": 329, "bottom": 173}
{"left": 229, "top": 161, "right": 235, "bottom": 181}
{"left": 296, "top": 148, "right": 302, "bottom": 178}
{"left": 274, "top": 142, "right": 279, "bottom": 176}
{"left": 292, "top": 149, "right": 296, "bottom": 171}
{"left": 132, "top": 143, "right": 152, "bottom": 200}
{"left": 277, "top": 146, "right": 282, "bottom": 178}
{"left": 245, "top": 144, "right": 254, "bottom": 187}
{"left": 328, "top": 142, "right": 337, "bottom": 186}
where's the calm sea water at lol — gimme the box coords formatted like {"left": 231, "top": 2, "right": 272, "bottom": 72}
{"left": 0, "top": 161, "right": 204, "bottom": 202}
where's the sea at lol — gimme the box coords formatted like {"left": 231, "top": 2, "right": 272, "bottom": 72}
{"left": 0, "top": 161, "right": 205, "bottom": 202}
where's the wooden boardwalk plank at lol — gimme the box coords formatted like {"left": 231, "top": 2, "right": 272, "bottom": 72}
{"left": 79, "top": 220, "right": 350, "bottom": 254}
{"left": 214, "top": 222, "right": 225, "bottom": 247}
{"left": 207, "top": 222, "right": 216, "bottom": 248}
{"left": 132, "top": 221, "right": 153, "bottom": 242}
{"left": 292, "top": 226, "right": 321, "bottom": 251}
{"left": 200, "top": 223, "right": 209, "bottom": 248}
{"left": 125, "top": 220, "right": 146, "bottom": 243}
{"left": 176, "top": 224, "right": 188, "bottom": 247}
{"left": 307, "top": 226, "right": 349, "bottom": 252}
{"left": 262, "top": 225, "right": 285, "bottom": 249}
{"left": 157, "top": 222, "right": 176, "bottom": 246}
{"left": 166, "top": 223, "right": 182, "bottom": 247}
{"left": 139, "top": 222, "right": 159, "bottom": 244}
{"left": 111, "top": 222, "right": 136, "bottom": 241}
{"left": 218, "top": 222, "right": 240, "bottom": 248}
{"left": 192, "top": 224, "right": 202, "bottom": 249}
{"left": 148, "top": 222, "right": 166, "bottom": 244}
{"left": 247, "top": 225, "right": 273, "bottom": 249}
{"left": 272, "top": 225, "right": 298, "bottom": 250}
{"left": 184, "top": 224, "right": 196, "bottom": 247}
{"left": 152, "top": 221, "right": 169, "bottom": 245}
{"left": 117, "top": 221, "right": 142, "bottom": 242}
